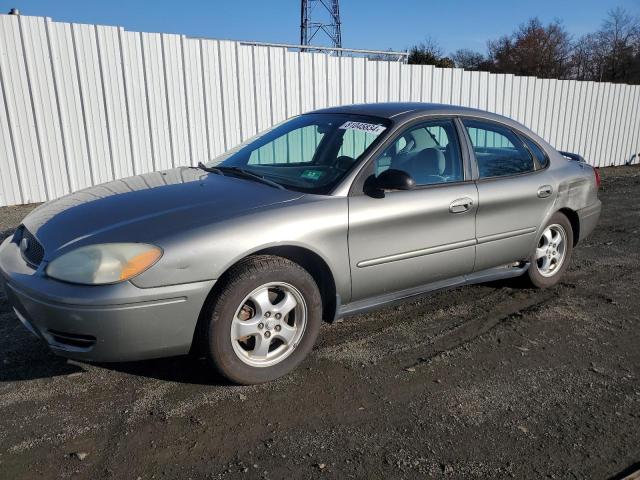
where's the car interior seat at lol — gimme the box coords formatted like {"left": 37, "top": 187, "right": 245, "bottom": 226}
{"left": 395, "top": 147, "right": 446, "bottom": 185}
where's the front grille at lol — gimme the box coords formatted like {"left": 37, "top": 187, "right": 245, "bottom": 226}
{"left": 19, "top": 227, "right": 45, "bottom": 267}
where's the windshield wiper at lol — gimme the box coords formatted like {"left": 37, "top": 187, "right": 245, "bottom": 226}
{"left": 196, "top": 162, "right": 284, "bottom": 190}
{"left": 196, "top": 162, "right": 224, "bottom": 175}
{"left": 221, "top": 166, "right": 285, "bottom": 190}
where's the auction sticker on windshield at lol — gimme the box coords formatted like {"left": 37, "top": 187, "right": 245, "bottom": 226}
{"left": 339, "top": 121, "right": 386, "bottom": 135}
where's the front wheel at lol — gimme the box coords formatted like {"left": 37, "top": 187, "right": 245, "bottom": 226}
{"left": 204, "top": 255, "right": 322, "bottom": 384}
{"left": 525, "top": 212, "right": 574, "bottom": 288}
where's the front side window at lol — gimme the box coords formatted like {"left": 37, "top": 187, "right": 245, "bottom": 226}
{"left": 463, "top": 120, "right": 534, "bottom": 178}
{"left": 374, "top": 119, "right": 464, "bottom": 186}
{"left": 209, "top": 114, "right": 388, "bottom": 193}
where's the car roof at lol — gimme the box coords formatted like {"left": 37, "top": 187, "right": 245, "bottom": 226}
{"left": 308, "top": 102, "right": 491, "bottom": 119}
{"left": 308, "top": 102, "right": 542, "bottom": 141}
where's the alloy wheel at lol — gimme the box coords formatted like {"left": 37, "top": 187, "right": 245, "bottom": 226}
{"left": 230, "top": 282, "right": 307, "bottom": 368}
{"left": 535, "top": 224, "right": 567, "bottom": 277}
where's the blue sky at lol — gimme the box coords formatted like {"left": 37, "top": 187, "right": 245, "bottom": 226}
{"left": 1, "top": 0, "right": 639, "bottom": 54}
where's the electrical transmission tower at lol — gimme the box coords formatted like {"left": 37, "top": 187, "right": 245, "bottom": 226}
{"left": 300, "top": 0, "right": 342, "bottom": 50}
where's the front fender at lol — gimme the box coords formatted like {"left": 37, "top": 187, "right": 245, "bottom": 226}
{"left": 131, "top": 196, "right": 352, "bottom": 301}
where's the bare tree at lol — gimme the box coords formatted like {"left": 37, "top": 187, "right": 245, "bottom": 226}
{"left": 488, "top": 18, "right": 573, "bottom": 78}
{"left": 406, "top": 9, "right": 640, "bottom": 84}
{"left": 570, "top": 8, "right": 640, "bottom": 84}
{"left": 598, "top": 7, "right": 640, "bottom": 82}
{"left": 451, "top": 49, "right": 490, "bottom": 70}
{"left": 408, "top": 37, "right": 454, "bottom": 68}
{"left": 571, "top": 33, "right": 605, "bottom": 80}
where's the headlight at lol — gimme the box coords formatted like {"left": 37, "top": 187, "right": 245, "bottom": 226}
{"left": 46, "top": 243, "right": 162, "bottom": 285}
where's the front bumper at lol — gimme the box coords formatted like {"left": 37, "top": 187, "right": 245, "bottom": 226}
{"left": 577, "top": 199, "right": 602, "bottom": 243}
{"left": 0, "top": 236, "right": 215, "bottom": 362}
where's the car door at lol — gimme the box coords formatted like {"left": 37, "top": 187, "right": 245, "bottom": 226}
{"left": 348, "top": 118, "right": 478, "bottom": 301}
{"left": 461, "top": 118, "right": 556, "bottom": 271}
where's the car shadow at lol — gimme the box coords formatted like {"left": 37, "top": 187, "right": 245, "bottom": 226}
{"left": 0, "top": 228, "right": 15, "bottom": 243}
{"left": 0, "top": 337, "right": 85, "bottom": 382}
{"left": 482, "top": 277, "right": 532, "bottom": 290}
{"left": 0, "top": 357, "right": 84, "bottom": 382}
{"left": 608, "top": 462, "right": 640, "bottom": 480}
{"left": 93, "top": 355, "right": 233, "bottom": 386}
{"left": 0, "top": 276, "right": 531, "bottom": 385}
{"left": 0, "top": 310, "right": 228, "bottom": 384}
{"left": 1, "top": 340, "right": 231, "bottom": 385}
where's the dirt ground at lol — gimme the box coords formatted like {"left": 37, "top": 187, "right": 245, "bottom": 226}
{"left": 0, "top": 166, "right": 639, "bottom": 480}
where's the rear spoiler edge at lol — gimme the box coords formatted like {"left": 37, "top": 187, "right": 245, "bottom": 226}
{"left": 559, "top": 151, "right": 586, "bottom": 163}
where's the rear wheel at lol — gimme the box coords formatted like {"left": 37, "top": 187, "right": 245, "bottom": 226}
{"left": 205, "top": 255, "right": 322, "bottom": 384}
{"left": 525, "top": 212, "right": 573, "bottom": 288}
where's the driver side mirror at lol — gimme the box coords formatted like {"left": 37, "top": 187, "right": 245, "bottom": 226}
{"left": 374, "top": 169, "right": 416, "bottom": 192}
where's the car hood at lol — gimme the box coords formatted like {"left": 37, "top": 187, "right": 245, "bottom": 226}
{"left": 23, "top": 167, "right": 303, "bottom": 257}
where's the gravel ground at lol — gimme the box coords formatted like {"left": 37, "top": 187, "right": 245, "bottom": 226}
{"left": 0, "top": 203, "right": 38, "bottom": 242}
{"left": 0, "top": 166, "right": 639, "bottom": 479}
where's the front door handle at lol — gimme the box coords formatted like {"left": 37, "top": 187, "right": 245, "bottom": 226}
{"left": 537, "top": 185, "right": 553, "bottom": 198}
{"left": 449, "top": 197, "right": 474, "bottom": 213}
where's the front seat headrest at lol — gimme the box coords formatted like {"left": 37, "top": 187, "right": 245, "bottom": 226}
{"left": 415, "top": 148, "right": 446, "bottom": 176}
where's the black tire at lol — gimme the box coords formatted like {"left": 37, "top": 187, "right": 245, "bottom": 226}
{"left": 204, "top": 255, "right": 322, "bottom": 385}
{"left": 525, "top": 212, "right": 574, "bottom": 288}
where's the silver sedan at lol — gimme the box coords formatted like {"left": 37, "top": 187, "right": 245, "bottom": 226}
{"left": 0, "top": 103, "right": 601, "bottom": 384}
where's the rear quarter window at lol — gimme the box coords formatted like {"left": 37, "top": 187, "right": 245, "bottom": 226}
{"left": 521, "top": 136, "right": 550, "bottom": 169}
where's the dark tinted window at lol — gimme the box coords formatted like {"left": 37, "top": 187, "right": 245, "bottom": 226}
{"left": 375, "top": 119, "right": 464, "bottom": 186}
{"left": 522, "top": 136, "right": 549, "bottom": 169}
{"left": 463, "top": 120, "right": 534, "bottom": 178}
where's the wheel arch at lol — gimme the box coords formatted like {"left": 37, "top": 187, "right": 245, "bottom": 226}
{"left": 250, "top": 245, "right": 338, "bottom": 323}
{"left": 190, "top": 245, "right": 339, "bottom": 354}
{"left": 558, "top": 207, "right": 580, "bottom": 246}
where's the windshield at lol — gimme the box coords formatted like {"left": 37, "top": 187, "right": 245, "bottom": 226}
{"left": 207, "top": 113, "right": 390, "bottom": 193}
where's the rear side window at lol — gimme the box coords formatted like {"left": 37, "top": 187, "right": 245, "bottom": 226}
{"left": 463, "top": 120, "right": 534, "bottom": 178}
{"left": 521, "top": 136, "right": 549, "bottom": 169}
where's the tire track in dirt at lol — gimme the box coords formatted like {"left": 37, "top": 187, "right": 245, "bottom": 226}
{"left": 407, "top": 292, "right": 557, "bottom": 368}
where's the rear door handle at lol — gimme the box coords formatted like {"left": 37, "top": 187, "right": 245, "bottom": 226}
{"left": 449, "top": 197, "right": 474, "bottom": 213}
{"left": 537, "top": 185, "right": 553, "bottom": 198}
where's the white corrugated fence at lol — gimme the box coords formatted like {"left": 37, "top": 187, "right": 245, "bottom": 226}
{"left": 0, "top": 15, "right": 639, "bottom": 206}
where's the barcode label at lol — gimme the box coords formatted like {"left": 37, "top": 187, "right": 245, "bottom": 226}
{"left": 339, "top": 121, "right": 386, "bottom": 135}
